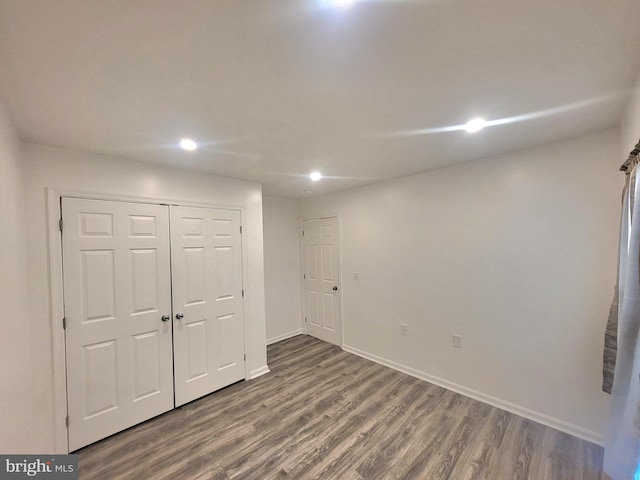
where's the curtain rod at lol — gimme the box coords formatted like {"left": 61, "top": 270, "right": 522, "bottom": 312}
{"left": 620, "top": 138, "right": 640, "bottom": 172}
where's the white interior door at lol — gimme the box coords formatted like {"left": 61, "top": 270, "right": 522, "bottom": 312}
{"left": 63, "top": 198, "right": 174, "bottom": 451}
{"left": 170, "top": 206, "right": 246, "bottom": 406}
{"left": 303, "top": 217, "right": 342, "bottom": 346}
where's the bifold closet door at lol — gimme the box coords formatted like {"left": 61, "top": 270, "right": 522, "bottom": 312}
{"left": 170, "top": 206, "right": 246, "bottom": 406}
{"left": 63, "top": 198, "right": 174, "bottom": 452}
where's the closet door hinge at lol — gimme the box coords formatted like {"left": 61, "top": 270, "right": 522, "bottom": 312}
{"left": 59, "top": 218, "right": 63, "bottom": 231}
{"left": 65, "top": 416, "right": 69, "bottom": 428}
{"left": 244, "top": 353, "right": 246, "bottom": 361}
{"left": 240, "top": 226, "right": 243, "bottom": 234}
{"left": 303, "top": 274, "right": 306, "bottom": 279}
{"left": 305, "top": 317, "right": 307, "bottom": 323}
{"left": 241, "top": 289, "right": 245, "bottom": 298}
{"left": 302, "top": 230, "right": 304, "bottom": 236}
{"left": 62, "top": 317, "right": 66, "bottom": 330}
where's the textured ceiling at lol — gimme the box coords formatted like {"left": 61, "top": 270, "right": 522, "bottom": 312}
{"left": 1, "top": 0, "right": 639, "bottom": 197}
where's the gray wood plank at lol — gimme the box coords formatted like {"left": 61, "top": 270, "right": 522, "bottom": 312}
{"left": 77, "top": 335, "right": 604, "bottom": 480}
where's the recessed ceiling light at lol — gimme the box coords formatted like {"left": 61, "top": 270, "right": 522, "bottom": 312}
{"left": 310, "top": 171, "right": 322, "bottom": 181}
{"left": 333, "top": 0, "right": 357, "bottom": 8}
{"left": 180, "top": 138, "right": 198, "bottom": 151}
{"left": 321, "top": 0, "right": 357, "bottom": 9}
{"left": 465, "top": 118, "right": 486, "bottom": 133}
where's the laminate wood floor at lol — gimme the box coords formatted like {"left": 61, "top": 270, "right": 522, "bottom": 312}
{"left": 77, "top": 335, "right": 604, "bottom": 479}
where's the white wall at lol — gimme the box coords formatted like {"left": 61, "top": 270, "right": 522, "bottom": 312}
{"left": 21, "top": 143, "right": 268, "bottom": 452}
{"left": 263, "top": 196, "right": 302, "bottom": 343}
{"left": 622, "top": 69, "right": 640, "bottom": 155}
{"left": 300, "top": 129, "right": 621, "bottom": 443}
{"left": 0, "top": 105, "right": 34, "bottom": 452}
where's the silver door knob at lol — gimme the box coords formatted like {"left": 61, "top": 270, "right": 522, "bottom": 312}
{"left": 161, "top": 314, "right": 170, "bottom": 322}
{"left": 175, "top": 312, "right": 184, "bottom": 320}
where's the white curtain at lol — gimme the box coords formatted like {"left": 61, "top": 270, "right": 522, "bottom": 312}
{"left": 604, "top": 156, "right": 640, "bottom": 480}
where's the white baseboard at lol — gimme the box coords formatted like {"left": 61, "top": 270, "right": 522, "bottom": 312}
{"left": 342, "top": 344, "right": 604, "bottom": 446}
{"left": 266, "top": 329, "right": 303, "bottom": 346}
{"left": 249, "top": 365, "right": 271, "bottom": 380}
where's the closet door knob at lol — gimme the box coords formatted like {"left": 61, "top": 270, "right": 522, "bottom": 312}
{"left": 161, "top": 314, "right": 170, "bottom": 322}
{"left": 175, "top": 312, "right": 184, "bottom": 320}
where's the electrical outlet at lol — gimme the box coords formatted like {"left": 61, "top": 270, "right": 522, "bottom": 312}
{"left": 353, "top": 272, "right": 359, "bottom": 281}
{"left": 400, "top": 324, "right": 408, "bottom": 336}
{"left": 452, "top": 334, "right": 462, "bottom": 348}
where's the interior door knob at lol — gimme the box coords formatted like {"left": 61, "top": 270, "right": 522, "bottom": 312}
{"left": 176, "top": 312, "right": 184, "bottom": 320}
{"left": 161, "top": 314, "right": 170, "bottom": 322}
{"left": 333, "top": 286, "right": 338, "bottom": 291}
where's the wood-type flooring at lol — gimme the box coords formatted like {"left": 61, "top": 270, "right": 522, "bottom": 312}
{"left": 77, "top": 334, "right": 604, "bottom": 479}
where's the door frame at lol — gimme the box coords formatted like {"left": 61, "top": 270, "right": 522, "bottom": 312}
{"left": 299, "top": 215, "right": 344, "bottom": 348}
{"left": 46, "top": 188, "right": 250, "bottom": 453}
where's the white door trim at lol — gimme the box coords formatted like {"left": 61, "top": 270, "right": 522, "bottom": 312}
{"left": 46, "top": 188, "right": 251, "bottom": 453}
{"left": 299, "top": 215, "right": 344, "bottom": 348}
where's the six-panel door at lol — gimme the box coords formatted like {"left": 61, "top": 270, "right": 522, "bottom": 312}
{"left": 303, "top": 217, "right": 342, "bottom": 346}
{"left": 170, "top": 206, "right": 246, "bottom": 407}
{"left": 63, "top": 198, "right": 174, "bottom": 451}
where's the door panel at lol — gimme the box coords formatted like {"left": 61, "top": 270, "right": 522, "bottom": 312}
{"left": 132, "top": 331, "right": 162, "bottom": 400}
{"left": 81, "top": 250, "right": 116, "bottom": 322}
{"left": 130, "top": 249, "right": 159, "bottom": 314}
{"left": 63, "top": 198, "right": 174, "bottom": 451}
{"left": 171, "top": 206, "right": 245, "bottom": 406}
{"left": 303, "top": 217, "right": 342, "bottom": 345}
{"left": 308, "top": 290, "right": 320, "bottom": 327}
{"left": 83, "top": 340, "right": 117, "bottom": 417}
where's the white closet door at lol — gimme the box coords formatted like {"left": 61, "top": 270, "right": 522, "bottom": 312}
{"left": 63, "top": 198, "right": 174, "bottom": 451}
{"left": 303, "top": 217, "right": 342, "bottom": 346}
{"left": 170, "top": 206, "right": 246, "bottom": 406}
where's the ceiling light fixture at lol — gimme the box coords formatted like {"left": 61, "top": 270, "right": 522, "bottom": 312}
{"left": 321, "top": 0, "right": 357, "bottom": 9}
{"left": 310, "top": 171, "right": 322, "bottom": 181}
{"left": 464, "top": 118, "right": 486, "bottom": 133}
{"left": 333, "top": 0, "right": 357, "bottom": 8}
{"left": 180, "top": 138, "right": 198, "bottom": 151}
